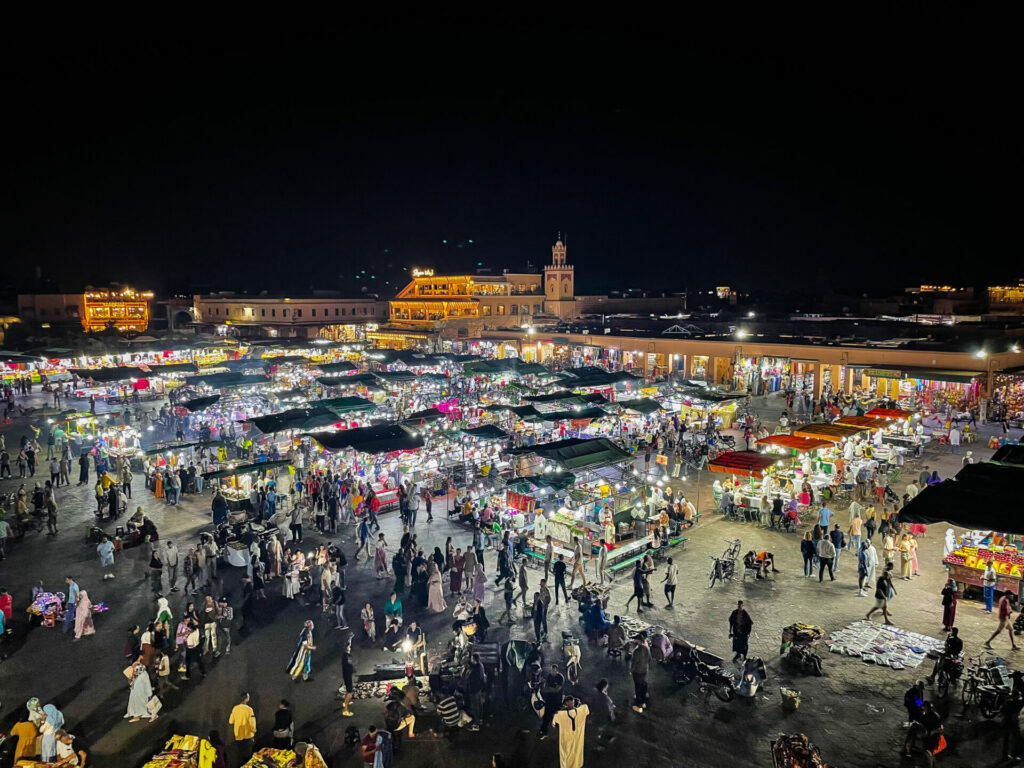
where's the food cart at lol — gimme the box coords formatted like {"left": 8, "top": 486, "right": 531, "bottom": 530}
{"left": 943, "top": 537, "right": 1024, "bottom": 597}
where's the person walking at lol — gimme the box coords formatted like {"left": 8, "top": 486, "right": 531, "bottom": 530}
{"left": 568, "top": 537, "right": 587, "bottom": 589}
{"left": 287, "top": 619, "right": 317, "bottom": 681}
{"left": 228, "top": 692, "right": 256, "bottom": 763}
{"left": 533, "top": 591, "right": 548, "bottom": 643}
{"left": 594, "top": 538, "right": 609, "bottom": 585}
{"left": 816, "top": 535, "right": 836, "bottom": 582}
{"left": 800, "top": 532, "right": 815, "bottom": 578}
{"left": 662, "top": 556, "right": 678, "bottom": 608}
{"left": 624, "top": 561, "right": 646, "bottom": 614}
{"left": 97, "top": 535, "right": 116, "bottom": 580}
{"left": 164, "top": 540, "right": 180, "bottom": 593}
{"left": 537, "top": 663, "right": 565, "bottom": 739}
{"left": 630, "top": 635, "right": 651, "bottom": 714}
{"left": 829, "top": 524, "right": 846, "bottom": 573}
{"left": 985, "top": 592, "right": 1020, "bottom": 651}
{"left": 729, "top": 600, "right": 753, "bottom": 662}
{"left": 552, "top": 555, "right": 569, "bottom": 606}
{"left": 867, "top": 563, "right": 896, "bottom": 625}
{"left": 941, "top": 579, "right": 958, "bottom": 633}
{"left": 341, "top": 639, "right": 357, "bottom": 717}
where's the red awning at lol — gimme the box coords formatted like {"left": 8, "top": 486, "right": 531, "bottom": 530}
{"left": 755, "top": 434, "right": 833, "bottom": 452}
{"left": 708, "top": 451, "right": 778, "bottom": 478}
{"left": 865, "top": 407, "right": 917, "bottom": 419}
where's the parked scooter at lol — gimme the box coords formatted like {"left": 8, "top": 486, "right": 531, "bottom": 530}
{"left": 735, "top": 657, "right": 767, "bottom": 697}
{"left": 672, "top": 646, "right": 736, "bottom": 702}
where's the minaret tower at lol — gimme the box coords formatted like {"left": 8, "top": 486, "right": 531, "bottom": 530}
{"left": 544, "top": 235, "right": 575, "bottom": 317}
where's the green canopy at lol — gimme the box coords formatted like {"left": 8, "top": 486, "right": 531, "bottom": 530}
{"left": 184, "top": 372, "right": 270, "bottom": 388}
{"left": 482, "top": 403, "right": 515, "bottom": 412}
{"left": 509, "top": 437, "right": 633, "bottom": 471}
{"left": 618, "top": 398, "right": 664, "bottom": 415}
{"left": 461, "top": 425, "right": 510, "bottom": 440}
{"left": 202, "top": 458, "right": 291, "bottom": 479}
{"left": 523, "top": 390, "right": 580, "bottom": 404}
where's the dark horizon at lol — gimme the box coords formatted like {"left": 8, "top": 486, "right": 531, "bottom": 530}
{"left": 1, "top": 25, "right": 1018, "bottom": 298}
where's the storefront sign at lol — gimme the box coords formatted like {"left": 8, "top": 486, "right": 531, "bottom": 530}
{"left": 863, "top": 368, "right": 904, "bottom": 380}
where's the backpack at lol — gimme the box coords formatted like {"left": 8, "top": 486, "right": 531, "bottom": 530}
{"left": 343, "top": 725, "right": 361, "bottom": 746}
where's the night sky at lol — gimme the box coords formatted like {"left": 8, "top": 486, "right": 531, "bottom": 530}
{"left": 1, "top": 27, "right": 1017, "bottom": 297}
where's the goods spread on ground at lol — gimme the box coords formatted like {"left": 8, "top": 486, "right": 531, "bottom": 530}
{"left": 825, "top": 620, "right": 943, "bottom": 669}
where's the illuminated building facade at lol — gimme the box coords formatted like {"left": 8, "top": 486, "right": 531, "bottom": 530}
{"left": 389, "top": 270, "right": 543, "bottom": 324}
{"left": 82, "top": 288, "right": 154, "bottom": 332}
{"left": 18, "top": 287, "right": 154, "bottom": 332}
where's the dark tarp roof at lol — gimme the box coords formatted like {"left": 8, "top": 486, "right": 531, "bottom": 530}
{"left": 270, "top": 388, "right": 307, "bottom": 400}
{"left": 523, "top": 391, "right": 584, "bottom": 404}
{"left": 461, "top": 425, "right": 510, "bottom": 440}
{"left": 316, "top": 396, "right": 375, "bottom": 413}
{"left": 900, "top": 463, "right": 1024, "bottom": 532}
{"left": 555, "top": 371, "right": 643, "bottom": 389}
{"left": 71, "top": 366, "right": 148, "bottom": 382}
{"left": 321, "top": 373, "right": 379, "bottom": 387}
{"left": 903, "top": 369, "right": 985, "bottom": 384}
{"left": 198, "top": 358, "right": 261, "bottom": 372}
{"left": 508, "top": 437, "right": 633, "bottom": 471}
{"left": 246, "top": 409, "right": 317, "bottom": 434}
{"left": 310, "top": 424, "right": 424, "bottom": 454}
{"left": 482, "top": 403, "right": 515, "bottom": 412}
{"left": 991, "top": 444, "right": 1024, "bottom": 468}
{"left": 581, "top": 393, "right": 610, "bottom": 405}
{"left": 317, "top": 362, "right": 358, "bottom": 374}
{"left": 463, "top": 359, "right": 551, "bottom": 376}
{"left": 708, "top": 451, "right": 778, "bottom": 478}
{"left": 506, "top": 472, "right": 577, "bottom": 492}
{"left": 145, "top": 363, "right": 197, "bottom": 375}
{"left": 510, "top": 405, "right": 542, "bottom": 419}
{"left": 679, "top": 388, "right": 743, "bottom": 403}
{"left": 262, "top": 355, "right": 310, "bottom": 365}
{"left": 538, "top": 406, "right": 611, "bottom": 422}
{"left": 203, "top": 458, "right": 292, "bottom": 479}
{"left": 184, "top": 372, "right": 271, "bottom": 388}
{"left": 401, "top": 407, "right": 445, "bottom": 425}
{"left": 147, "top": 439, "right": 224, "bottom": 456}
{"left": 180, "top": 395, "right": 220, "bottom": 412}
{"left": 373, "top": 370, "right": 418, "bottom": 383}
{"left": 618, "top": 398, "right": 664, "bottom": 414}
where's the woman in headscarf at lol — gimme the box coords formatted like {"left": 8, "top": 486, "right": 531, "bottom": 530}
{"left": 427, "top": 561, "right": 447, "bottom": 613}
{"left": 450, "top": 547, "right": 465, "bottom": 596}
{"left": 472, "top": 561, "right": 487, "bottom": 604}
{"left": 125, "top": 658, "right": 157, "bottom": 722}
{"left": 40, "top": 703, "right": 65, "bottom": 760}
{"left": 73, "top": 590, "right": 96, "bottom": 640}
{"left": 941, "top": 578, "right": 959, "bottom": 632}
{"left": 26, "top": 697, "right": 46, "bottom": 727}
{"left": 155, "top": 596, "right": 173, "bottom": 629}
{"left": 898, "top": 534, "right": 913, "bottom": 580}
{"left": 432, "top": 546, "right": 445, "bottom": 574}
{"left": 374, "top": 534, "right": 389, "bottom": 580}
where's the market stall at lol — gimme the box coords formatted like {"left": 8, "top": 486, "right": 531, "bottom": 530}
{"left": 203, "top": 458, "right": 293, "bottom": 511}
{"left": 944, "top": 535, "right": 1024, "bottom": 597}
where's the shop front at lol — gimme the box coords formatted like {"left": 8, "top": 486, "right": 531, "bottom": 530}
{"left": 731, "top": 355, "right": 791, "bottom": 395}
{"left": 990, "top": 368, "right": 1024, "bottom": 426}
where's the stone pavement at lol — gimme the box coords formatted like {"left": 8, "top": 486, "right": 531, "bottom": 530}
{"left": 0, "top": 390, "right": 1018, "bottom": 767}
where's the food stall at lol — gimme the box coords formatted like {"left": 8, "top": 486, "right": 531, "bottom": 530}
{"left": 203, "top": 458, "right": 293, "bottom": 511}
{"left": 708, "top": 451, "right": 781, "bottom": 510}
{"left": 943, "top": 535, "right": 1024, "bottom": 597}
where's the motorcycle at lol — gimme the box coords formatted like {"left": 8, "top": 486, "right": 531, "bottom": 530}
{"left": 672, "top": 647, "right": 736, "bottom": 702}
{"left": 736, "top": 657, "right": 767, "bottom": 697}
{"left": 927, "top": 653, "right": 964, "bottom": 699}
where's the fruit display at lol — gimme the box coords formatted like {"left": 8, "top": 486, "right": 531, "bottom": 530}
{"left": 944, "top": 547, "right": 1024, "bottom": 579}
